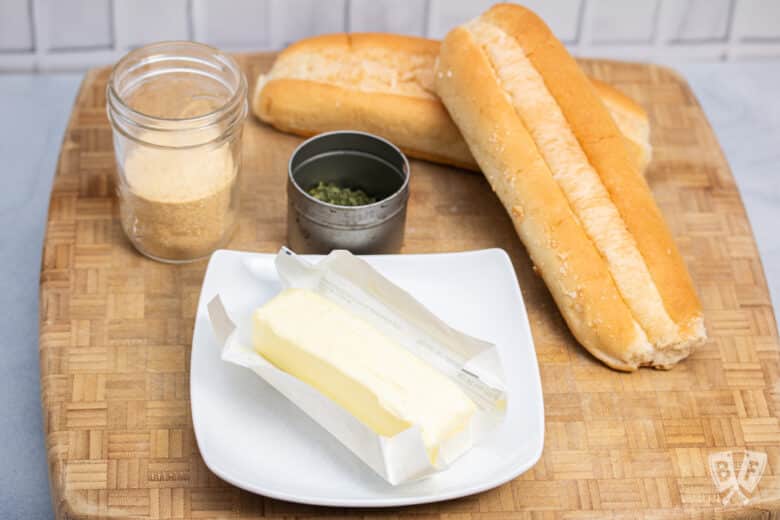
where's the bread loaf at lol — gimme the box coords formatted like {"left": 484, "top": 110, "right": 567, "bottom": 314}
{"left": 592, "top": 78, "right": 652, "bottom": 173}
{"left": 434, "top": 4, "right": 704, "bottom": 370}
{"left": 252, "top": 33, "right": 651, "bottom": 173}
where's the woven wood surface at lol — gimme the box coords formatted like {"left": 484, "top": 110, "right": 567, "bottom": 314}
{"left": 39, "top": 53, "right": 780, "bottom": 519}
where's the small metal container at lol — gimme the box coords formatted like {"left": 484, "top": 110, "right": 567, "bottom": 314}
{"left": 287, "top": 131, "right": 410, "bottom": 254}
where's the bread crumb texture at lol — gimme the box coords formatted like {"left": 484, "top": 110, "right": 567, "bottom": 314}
{"left": 118, "top": 129, "right": 239, "bottom": 261}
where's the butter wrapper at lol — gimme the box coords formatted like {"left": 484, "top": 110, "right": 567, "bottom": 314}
{"left": 207, "top": 248, "right": 507, "bottom": 485}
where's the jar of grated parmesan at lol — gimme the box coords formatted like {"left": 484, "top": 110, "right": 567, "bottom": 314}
{"left": 107, "top": 42, "right": 247, "bottom": 263}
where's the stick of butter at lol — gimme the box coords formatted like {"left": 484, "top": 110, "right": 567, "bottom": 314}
{"left": 208, "top": 248, "right": 506, "bottom": 485}
{"left": 253, "top": 287, "right": 477, "bottom": 464}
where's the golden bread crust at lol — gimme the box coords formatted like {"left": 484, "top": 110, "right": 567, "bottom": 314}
{"left": 591, "top": 79, "right": 652, "bottom": 172}
{"left": 255, "top": 78, "right": 474, "bottom": 169}
{"left": 436, "top": 26, "right": 651, "bottom": 371}
{"left": 435, "top": 4, "right": 704, "bottom": 370}
{"left": 481, "top": 4, "right": 702, "bottom": 343}
{"left": 253, "top": 32, "right": 650, "bottom": 173}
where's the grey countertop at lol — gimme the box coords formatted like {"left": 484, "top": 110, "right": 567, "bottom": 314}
{"left": 1, "top": 63, "right": 779, "bottom": 518}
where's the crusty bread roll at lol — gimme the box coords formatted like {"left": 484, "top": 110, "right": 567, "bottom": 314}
{"left": 252, "top": 33, "right": 651, "bottom": 173}
{"left": 434, "top": 4, "right": 704, "bottom": 371}
{"left": 592, "top": 78, "right": 652, "bottom": 173}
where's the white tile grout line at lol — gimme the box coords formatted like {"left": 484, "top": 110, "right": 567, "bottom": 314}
{"left": 4, "top": 0, "right": 780, "bottom": 72}
{"left": 653, "top": 0, "right": 671, "bottom": 56}
{"left": 568, "top": 0, "right": 585, "bottom": 46}
{"left": 6, "top": 42, "right": 780, "bottom": 73}
{"left": 25, "top": 0, "right": 35, "bottom": 53}
{"left": 423, "top": 0, "right": 435, "bottom": 40}
{"left": 191, "top": 0, "right": 205, "bottom": 44}
{"left": 111, "top": 0, "right": 127, "bottom": 53}
{"left": 726, "top": 0, "right": 740, "bottom": 61}
{"left": 572, "top": 0, "right": 596, "bottom": 56}
{"left": 422, "top": 0, "right": 431, "bottom": 39}
{"left": 30, "top": 0, "right": 47, "bottom": 72}
{"left": 264, "top": 0, "right": 272, "bottom": 50}
{"left": 186, "top": 0, "right": 195, "bottom": 42}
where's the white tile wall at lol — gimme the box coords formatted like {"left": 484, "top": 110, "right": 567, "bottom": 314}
{"left": 192, "top": 0, "right": 270, "bottom": 48}
{"left": 0, "top": 0, "right": 33, "bottom": 51}
{"left": 348, "top": 0, "right": 427, "bottom": 37}
{"left": 1, "top": 0, "right": 780, "bottom": 72}
{"left": 590, "top": 0, "right": 659, "bottom": 44}
{"left": 116, "top": 0, "right": 190, "bottom": 49}
{"left": 426, "top": 0, "right": 494, "bottom": 39}
{"left": 47, "top": 0, "right": 113, "bottom": 50}
{"left": 269, "top": 0, "right": 346, "bottom": 48}
{"left": 733, "top": 0, "right": 780, "bottom": 41}
{"left": 664, "top": 0, "right": 732, "bottom": 42}
{"left": 521, "top": 0, "right": 583, "bottom": 43}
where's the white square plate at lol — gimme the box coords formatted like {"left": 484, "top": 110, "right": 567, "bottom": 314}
{"left": 191, "top": 248, "right": 544, "bottom": 507}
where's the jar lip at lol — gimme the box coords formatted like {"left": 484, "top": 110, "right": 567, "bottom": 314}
{"left": 107, "top": 40, "right": 246, "bottom": 126}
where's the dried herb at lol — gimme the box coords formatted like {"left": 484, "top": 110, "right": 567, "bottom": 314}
{"left": 307, "top": 181, "right": 376, "bottom": 206}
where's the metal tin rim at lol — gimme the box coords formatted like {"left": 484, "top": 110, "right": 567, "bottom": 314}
{"left": 287, "top": 130, "right": 410, "bottom": 212}
{"left": 293, "top": 204, "right": 407, "bottom": 230}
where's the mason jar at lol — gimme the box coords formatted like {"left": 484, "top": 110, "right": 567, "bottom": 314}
{"left": 107, "top": 41, "right": 247, "bottom": 263}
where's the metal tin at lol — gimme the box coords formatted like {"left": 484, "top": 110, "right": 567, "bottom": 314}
{"left": 287, "top": 131, "right": 410, "bottom": 254}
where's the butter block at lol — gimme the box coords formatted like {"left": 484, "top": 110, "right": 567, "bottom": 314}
{"left": 252, "top": 288, "right": 477, "bottom": 462}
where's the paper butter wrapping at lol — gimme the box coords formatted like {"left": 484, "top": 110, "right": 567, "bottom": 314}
{"left": 207, "top": 248, "right": 507, "bottom": 485}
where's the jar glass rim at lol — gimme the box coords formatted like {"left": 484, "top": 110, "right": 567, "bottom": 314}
{"left": 107, "top": 40, "right": 247, "bottom": 126}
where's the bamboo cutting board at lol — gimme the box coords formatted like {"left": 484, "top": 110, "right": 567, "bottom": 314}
{"left": 40, "top": 53, "right": 780, "bottom": 519}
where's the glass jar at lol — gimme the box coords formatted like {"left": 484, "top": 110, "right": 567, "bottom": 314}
{"left": 107, "top": 41, "right": 247, "bottom": 263}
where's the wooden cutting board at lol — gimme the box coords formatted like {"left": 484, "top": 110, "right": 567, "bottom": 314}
{"left": 39, "top": 53, "right": 780, "bottom": 519}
